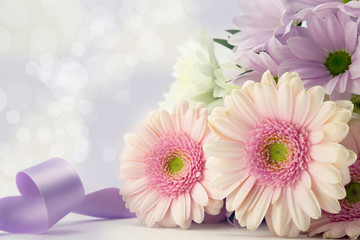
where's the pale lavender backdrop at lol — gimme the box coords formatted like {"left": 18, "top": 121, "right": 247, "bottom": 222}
{"left": 0, "top": 0, "right": 239, "bottom": 196}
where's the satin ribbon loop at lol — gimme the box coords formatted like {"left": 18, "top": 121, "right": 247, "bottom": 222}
{"left": 0, "top": 158, "right": 134, "bottom": 234}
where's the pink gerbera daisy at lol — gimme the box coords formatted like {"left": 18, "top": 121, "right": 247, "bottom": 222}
{"left": 204, "top": 71, "right": 356, "bottom": 237}
{"left": 120, "top": 101, "right": 223, "bottom": 228}
{"left": 307, "top": 114, "right": 360, "bottom": 239}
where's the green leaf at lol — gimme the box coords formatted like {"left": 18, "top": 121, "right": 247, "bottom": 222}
{"left": 226, "top": 29, "right": 240, "bottom": 34}
{"left": 213, "top": 38, "right": 234, "bottom": 50}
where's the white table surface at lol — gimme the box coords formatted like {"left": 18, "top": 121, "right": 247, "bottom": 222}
{"left": 0, "top": 214, "right": 322, "bottom": 240}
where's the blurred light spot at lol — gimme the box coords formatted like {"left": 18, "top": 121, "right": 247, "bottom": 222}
{"left": 40, "top": 54, "right": 55, "bottom": 67}
{"left": 123, "top": 14, "right": 143, "bottom": 32}
{"left": 103, "top": 147, "right": 118, "bottom": 162}
{"left": 6, "top": 83, "right": 33, "bottom": 111}
{"left": 118, "top": 6, "right": 132, "bottom": 20}
{"left": 16, "top": 128, "right": 32, "bottom": 143}
{"left": 0, "top": 0, "right": 28, "bottom": 27}
{"left": 75, "top": 138, "right": 89, "bottom": 152}
{"left": 3, "top": 161, "right": 17, "bottom": 177}
{"left": 77, "top": 100, "right": 93, "bottom": 115}
{"left": 184, "top": 0, "right": 213, "bottom": 15}
{"left": 124, "top": 53, "right": 139, "bottom": 67}
{"left": 67, "top": 122, "right": 89, "bottom": 138}
{"left": 97, "top": 34, "right": 119, "bottom": 49}
{"left": 60, "top": 96, "right": 75, "bottom": 111}
{"left": 0, "top": 26, "right": 10, "bottom": 53}
{"left": 73, "top": 152, "right": 88, "bottom": 162}
{"left": 71, "top": 42, "right": 86, "bottom": 57}
{"left": 30, "top": 28, "right": 58, "bottom": 57}
{"left": 37, "top": 127, "right": 53, "bottom": 144}
{"left": 25, "top": 61, "right": 40, "bottom": 76}
{"left": 136, "top": 2, "right": 149, "bottom": 14}
{"left": 0, "top": 142, "right": 11, "bottom": 157}
{"left": 0, "top": 88, "right": 7, "bottom": 113}
{"left": 116, "top": 90, "right": 130, "bottom": 104}
{"left": 6, "top": 110, "right": 21, "bottom": 125}
{"left": 49, "top": 144, "right": 65, "bottom": 157}
{"left": 86, "top": 53, "right": 112, "bottom": 83}
{"left": 47, "top": 102, "right": 62, "bottom": 117}
{"left": 136, "top": 33, "right": 164, "bottom": 62}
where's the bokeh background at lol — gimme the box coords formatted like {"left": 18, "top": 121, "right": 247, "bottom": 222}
{"left": 0, "top": 0, "right": 239, "bottom": 196}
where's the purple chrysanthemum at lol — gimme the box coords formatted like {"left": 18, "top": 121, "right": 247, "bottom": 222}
{"left": 279, "top": 11, "right": 360, "bottom": 97}
{"left": 229, "top": 0, "right": 289, "bottom": 54}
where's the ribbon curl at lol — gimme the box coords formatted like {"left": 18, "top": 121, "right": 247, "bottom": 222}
{"left": 0, "top": 158, "right": 135, "bottom": 234}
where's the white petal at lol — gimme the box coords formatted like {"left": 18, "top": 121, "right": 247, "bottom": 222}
{"left": 208, "top": 116, "right": 247, "bottom": 142}
{"left": 294, "top": 181, "right": 321, "bottom": 219}
{"left": 312, "top": 178, "right": 346, "bottom": 200}
{"left": 190, "top": 116, "right": 207, "bottom": 143}
{"left": 120, "top": 177, "right": 148, "bottom": 195}
{"left": 272, "top": 187, "right": 282, "bottom": 204}
{"left": 158, "top": 208, "right": 176, "bottom": 227}
{"left": 335, "top": 100, "right": 353, "bottom": 111}
{"left": 230, "top": 175, "right": 257, "bottom": 211}
{"left": 308, "top": 131, "right": 324, "bottom": 145}
{"left": 303, "top": 86, "right": 324, "bottom": 127}
{"left": 154, "top": 197, "right": 172, "bottom": 222}
{"left": 173, "top": 101, "right": 189, "bottom": 132}
{"left": 276, "top": 83, "right": 293, "bottom": 122}
{"left": 136, "top": 124, "right": 159, "bottom": 147}
{"left": 291, "top": 90, "right": 310, "bottom": 126}
{"left": 184, "top": 192, "right": 191, "bottom": 221}
{"left": 231, "top": 89, "right": 259, "bottom": 126}
{"left": 139, "top": 190, "right": 161, "bottom": 213}
{"left": 300, "top": 170, "right": 312, "bottom": 189}
{"left": 120, "top": 162, "right": 146, "bottom": 177}
{"left": 308, "top": 161, "right": 342, "bottom": 184}
{"left": 159, "top": 109, "right": 175, "bottom": 134}
{"left": 306, "top": 101, "right": 336, "bottom": 131}
{"left": 204, "top": 140, "right": 243, "bottom": 159}
{"left": 287, "top": 187, "right": 309, "bottom": 231}
{"left": 321, "top": 122, "right": 349, "bottom": 142}
{"left": 345, "top": 221, "right": 360, "bottom": 238}
{"left": 309, "top": 142, "right": 349, "bottom": 164}
{"left": 326, "top": 109, "right": 352, "bottom": 124}
{"left": 270, "top": 191, "right": 291, "bottom": 236}
{"left": 206, "top": 157, "right": 245, "bottom": 172}
{"left": 338, "top": 167, "right": 351, "bottom": 185}
{"left": 247, "top": 186, "right": 272, "bottom": 231}
{"left": 253, "top": 83, "right": 272, "bottom": 120}
{"left": 190, "top": 182, "right": 209, "bottom": 206}
{"left": 312, "top": 187, "right": 341, "bottom": 214}
{"left": 183, "top": 107, "right": 196, "bottom": 135}
{"left": 171, "top": 194, "right": 186, "bottom": 226}
{"left": 191, "top": 199, "right": 204, "bottom": 224}
{"left": 204, "top": 198, "right": 223, "bottom": 215}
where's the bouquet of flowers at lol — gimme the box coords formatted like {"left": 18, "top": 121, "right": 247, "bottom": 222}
{"left": 119, "top": 0, "right": 360, "bottom": 239}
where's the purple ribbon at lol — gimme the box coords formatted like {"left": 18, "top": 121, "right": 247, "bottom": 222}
{"left": 0, "top": 158, "right": 135, "bottom": 234}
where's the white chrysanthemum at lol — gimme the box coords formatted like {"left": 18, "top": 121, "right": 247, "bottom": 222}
{"left": 160, "top": 30, "right": 239, "bottom": 112}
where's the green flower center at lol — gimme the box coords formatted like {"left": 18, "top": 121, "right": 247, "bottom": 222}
{"left": 351, "top": 94, "right": 360, "bottom": 114}
{"left": 274, "top": 76, "right": 279, "bottom": 84}
{"left": 324, "top": 50, "right": 352, "bottom": 77}
{"left": 343, "top": 0, "right": 359, "bottom": 3}
{"left": 345, "top": 182, "right": 360, "bottom": 204}
{"left": 168, "top": 157, "right": 184, "bottom": 173}
{"left": 269, "top": 143, "right": 288, "bottom": 163}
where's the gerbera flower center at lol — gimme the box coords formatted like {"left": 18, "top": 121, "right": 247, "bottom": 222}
{"left": 244, "top": 120, "right": 310, "bottom": 187}
{"left": 168, "top": 156, "right": 184, "bottom": 173}
{"left": 345, "top": 182, "right": 360, "bottom": 204}
{"left": 326, "top": 159, "right": 360, "bottom": 222}
{"left": 145, "top": 132, "right": 204, "bottom": 197}
{"left": 269, "top": 143, "right": 288, "bottom": 163}
{"left": 324, "top": 50, "right": 352, "bottom": 77}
